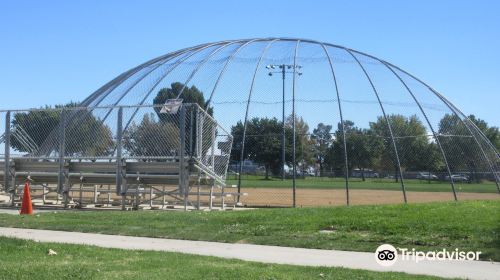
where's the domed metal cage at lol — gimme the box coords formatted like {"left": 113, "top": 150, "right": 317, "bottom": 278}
{"left": 1, "top": 38, "right": 498, "bottom": 208}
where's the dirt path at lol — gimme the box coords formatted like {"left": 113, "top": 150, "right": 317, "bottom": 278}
{"left": 240, "top": 188, "right": 500, "bottom": 207}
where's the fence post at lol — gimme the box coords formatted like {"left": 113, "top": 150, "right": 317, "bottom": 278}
{"left": 58, "top": 110, "right": 66, "bottom": 194}
{"left": 211, "top": 123, "right": 216, "bottom": 172}
{"left": 4, "top": 111, "right": 11, "bottom": 196}
{"left": 116, "top": 107, "right": 126, "bottom": 209}
{"left": 179, "top": 105, "right": 187, "bottom": 210}
{"left": 189, "top": 107, "right": 194, "bottom": 157}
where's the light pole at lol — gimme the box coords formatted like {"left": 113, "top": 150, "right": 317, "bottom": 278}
{"left": 266, "top": 64, "right": 302, "bottom": 181}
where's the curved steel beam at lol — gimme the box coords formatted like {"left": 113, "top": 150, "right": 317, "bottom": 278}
{"left": 344, "top": 49, "right": 408, "bottom": 203}
{"left": 36, "top": 44, "right": 210, "bottom": 156}
{"left": 97, "top": 58, "right": 181, "bottom": 123}
{"left": 205, "top": 39, "right": 263, "bottom": 107}
{"left": 237, "top": 39, "right": 279, "bottom": 195}
{"left": 80, "top": 42, "right": 212, "bottom": 107}
{"left": 377, "top": 59, "right": 458, "bottom": 200}
{"left": 320, "top": 44, "right": 350, "bottom": 206}
{"left": 433, "top": 92, "right": 500, "bottom": 193}
{"left": 101, "top": 41, "right": 239, "bottom": 124}
{"left": 175, "top": 40, "right": 248, "bottom": 100}
{"left": 356, "top": 50, "right": 500, "bottom": 193}
{"left": 120, "top": 41, "right": 232, "bottom": 133}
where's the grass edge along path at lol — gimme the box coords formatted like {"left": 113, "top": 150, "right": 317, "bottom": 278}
{"left": 0, "top": 200, "right": 498, "bottom": 262}
{"left": 0, "top": 237, "right": 446, "bottom": 280}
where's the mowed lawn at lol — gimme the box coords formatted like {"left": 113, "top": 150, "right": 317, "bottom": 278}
{"left": 228, "top": 175, "right": 499, "bottom": 193}
{"left": 0, "top": 237, "right": 442, "bottom": 280}
{"left": 0, "top": 200, "right": 498, "bottom": 261}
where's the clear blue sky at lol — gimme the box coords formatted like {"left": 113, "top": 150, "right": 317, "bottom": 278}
{"left": 1, "top": 0, "right": 499, "bottom": 126}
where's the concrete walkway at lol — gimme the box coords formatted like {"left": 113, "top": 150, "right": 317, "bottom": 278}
{"left": 0, "top": 227, "right": 498, "bottom": 280}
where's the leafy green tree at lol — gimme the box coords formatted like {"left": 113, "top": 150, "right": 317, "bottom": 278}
{"left": 329, "top": 120, "right": 384, "bottom": 180}
{"left": 286, "top": 115, "right": 315, "bottom": 174}
{"left": 311, "top": 123, "right": 333, "bottom": 176}
{"left": 64, "top": 111, "right": 115, "bottom": 157}
{"left": 370, "top": 114, "right": 435, "bottom": 179}
{"left": 231, "top": 117, "right": 295, "bottom": 179}
{"left": 468, "top": 115, "right": 500, "bottom": 151}
{"left": 438, "top": 114, "right": 485, "bottom": 182}
{"left": 153, "top": 82, "right": 213, "bottom": 116}
{"left": 11, "top": 107, "right": 60, "bottom": 153}
{"left": 11, "top": 103, "right": 114, "bottom": 157}
{"left": 123, "top": 113, "right": 179, "bottom": 158}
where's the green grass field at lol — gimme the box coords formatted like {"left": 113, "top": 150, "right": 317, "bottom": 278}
{"left": 228, "top": 175, "right": 499, "bottom": 193}
{"left": 0, "top": 237, "right": 443, "bottom": 280}
{"left": 1, "top": 200, "right": 498, "bottom": 261}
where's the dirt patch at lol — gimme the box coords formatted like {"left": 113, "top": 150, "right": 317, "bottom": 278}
{"left": 239, "top": 188, "right": 500, "bottom": 207}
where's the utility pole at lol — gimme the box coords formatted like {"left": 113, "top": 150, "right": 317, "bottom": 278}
{"left": 266, "top": 64, "right": 302, "bottom": 180}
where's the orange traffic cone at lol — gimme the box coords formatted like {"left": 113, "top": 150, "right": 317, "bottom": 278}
{"left": 20, "top": 180, "right": 33, "bottom": 215}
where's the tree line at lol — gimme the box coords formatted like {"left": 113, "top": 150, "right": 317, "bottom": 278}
{"left": 230, "top": 113, "right": 500, "bottom": 180}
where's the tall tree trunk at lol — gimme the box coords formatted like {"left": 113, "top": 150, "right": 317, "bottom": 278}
{"left": 394, "top": 167, "right": 399, "bottom": 183}
{"left": 265, "top": 164, "right": 270, "bottom": 180}
{"left": 361, "top": 167, "right": 366, "bottom": 182}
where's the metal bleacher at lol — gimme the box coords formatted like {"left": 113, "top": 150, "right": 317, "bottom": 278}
{"left": 0, "top": 103, "right": 240, "bottom": 210}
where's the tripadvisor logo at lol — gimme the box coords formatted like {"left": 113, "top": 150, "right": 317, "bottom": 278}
{"left": 375, "top": 244, "right": 397, "bottom": 266}
{"left": 375, "top": 244, "right": 481, "bottom": 266}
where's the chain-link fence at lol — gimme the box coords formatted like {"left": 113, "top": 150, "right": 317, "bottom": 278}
{"left": 0, "top": 103, "right": 233, "bottom": 209}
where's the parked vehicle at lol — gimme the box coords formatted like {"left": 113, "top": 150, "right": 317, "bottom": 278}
{"left": 351, "top": 169, "right": 379, "bottom": 178}
{"left": 416, "top": 172, "right": 438, "bottom": 180}
{"left": 445, "top": 174, "right": 469, "bottom": 182}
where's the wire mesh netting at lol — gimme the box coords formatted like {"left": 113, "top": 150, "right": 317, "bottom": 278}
{"left": 0, "top": 104, "right": 232, "bottom": 201}
{"left": 1, "top": 38, "right": 498, "bottom": 207}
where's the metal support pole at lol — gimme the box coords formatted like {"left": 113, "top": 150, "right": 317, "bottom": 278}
{"left": 58, "top": 110, "right": 68, "bottom": 207}
{"left": 321, "top": 45, "right": 350, "bottom": 205}
{"left": 149, "top": 186, "right": 153, "bottom": 208}
{"left": 135, "top": 185, "right": 139, "bottom": 210}
{"left": 282, "top": 65, "right": 286, "bottom": 181}
{"left": 4, "top": 111, "right": 10, "bottom": 195}
{"left": 116, "top": 107, "right": 124, "bottom": 195}
{"left": 79, "top": 178, "right": 83, "bottom": 206}
{"left": 197, "top": 110, "right": 202, "bottom": 158}
{"left": 346, "top": 49, "right": 407, "bottom": 203}
{"left": 211, "top": 122, "right": 216, "bottom": 172}
{"left": 437, "top": 96, "right": 500, "bottom": 194}
{"left": 380, "top": 62, "right": 458, "bottom": 201}
{"left": 42, "top": 184, "right": 47, "bottom": 204}
{"left": 107, "top": 184, "right": 111, "bottom": 206}
{"left": 189, "top": 108, "right": 194, "bottom": 157}
{"left": 237, "top": 40, "right": 277, "bottom": 200}
{"left": 116, "top": 107, "right": 128, "bottom": 210}
{"left": 162, "top": 186, "right": 166, "bottom": 208}
{"left": 358, "top": 52, "right": 500, "bottom": 193}
{"left": 179, "top": 105, "right": 187, "bottom": 210}
{"left": 197, "top": 171, "right": 201, "bottom": 210}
